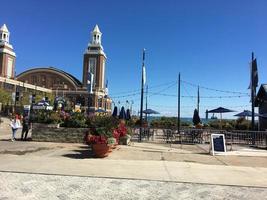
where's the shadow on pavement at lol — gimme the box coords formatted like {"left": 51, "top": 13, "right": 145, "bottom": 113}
{"left": 62, "top": 146, "right": 96, "bottom": 159}
{"left": 0, "top": 138, "right": 32, "bottom": 142}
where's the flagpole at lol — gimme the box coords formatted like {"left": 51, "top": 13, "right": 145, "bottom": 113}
{"left": 251, "top": 52, "right": 255, "bottom": 144}
{"left": 139, "top": 49, "right": 145, "bottom": 142}
{"left": 177, "top": 73, "right": 181, "bottom": 134}
{"left": 197, "top": 85, "right": 200, "bottom": 113}
{"left": 145, "top": 85, "right": 148, "bottom": 122}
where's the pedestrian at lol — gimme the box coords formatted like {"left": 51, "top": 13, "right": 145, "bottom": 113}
{"left": 21, "top": 114, "right": 31, "bottom": 141}
{"left": 10, "top": 114, "right": 21, "bottom": 142}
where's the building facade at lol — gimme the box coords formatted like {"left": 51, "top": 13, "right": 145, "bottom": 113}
{"left": 0, "top": 24, "right": 16, "bottom": 79}
{"left": 0, "top": 24, "right": 112, "bottom": 113}
{"left": 255, "top": 84, "right": 267, "bottom": 131}
{"left": 0, "top": 24, "right": 51, "bottom": 107}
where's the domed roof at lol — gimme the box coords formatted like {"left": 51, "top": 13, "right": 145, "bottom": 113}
{"left": 16, "top": 67, "right": 83, "bottom": 87}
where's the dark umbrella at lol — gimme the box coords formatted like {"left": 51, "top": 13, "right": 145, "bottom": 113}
{"left": 208, "top": 107, "right": 235, "bottom": 129}
{"left": 259, "top": 113, "right": 267, "bottom": 118}
{"left": 119, "top": 106, "right": 126, "bottom": 120}
{"left": 143, "top": 109, "right": 160, "bottom": 115}
{"left": 112, "top": 106, "right": 118, "bottom": 117}
{"left": 234, "top": 110, "right": 259, "bottom": 118}
{"left": 126, "top": 109, "right": 131, "bottom": 120}
{"left": 143, "top": 109, "right": 160, "bottom": 124}
{"left": 193, "top": 109, "right": 201, "bottom": 126}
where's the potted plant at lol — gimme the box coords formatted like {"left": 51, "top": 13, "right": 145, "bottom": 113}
{"left": 89, "top": 135, "right": 110, "bottom": 158}
{"left": 85, "top": 127, "right": 115, "bottom": 158}
{"left": 114, "top": 120, "right": 131, "bottom": 145}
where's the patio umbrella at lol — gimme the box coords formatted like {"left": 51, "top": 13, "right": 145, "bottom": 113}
{"left": 208, "top": 107, "right": 235, "bottom": 129}
{"left": 112, "top": 106, "right": 118, "bottom": 117}
{"left": 119, "top": 106, "right": 126, "bottom": 120}
{"left": 126, "top": 109, "right": 131, "bottom": 120}
{"left": 143, "top": 109, "right": 160, "bottom": 115}
{"left": 143, "top": 109, "right": 160, "bottom": 124}
{"left": 234, "top": 110, "right": 259, "bottom": 118}
{"left": 259, "top": 113, "right": 267, "bottom": 118}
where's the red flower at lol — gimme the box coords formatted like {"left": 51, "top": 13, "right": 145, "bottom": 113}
{"left": 113, "top": 122, "right": 127, "bottom": 142}
{"left": 87, "top": 135, "right": 107, "bottom": 144}
{"left": 113, "top": 129, "right": 120, "bottom": 143}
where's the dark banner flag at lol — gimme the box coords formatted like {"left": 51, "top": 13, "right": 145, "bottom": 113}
{"left": 249, "top": 58, "right": 258, "bottom": 91}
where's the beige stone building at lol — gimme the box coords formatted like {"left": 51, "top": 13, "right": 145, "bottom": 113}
{"left": 0, "top": 24, "right": 112, "bottom": 113}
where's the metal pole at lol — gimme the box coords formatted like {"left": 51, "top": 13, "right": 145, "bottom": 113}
{"left": 251, "top": 52, "right": 255, "bottom": 145}
{"left": 139, "top": 49, "right": 145, "bottom": 142}
{"left": 145, "top": 85, "right": 148, "bottom": 122}
{"left": 197, "top": 85, "right": 200, "bottom": 113}
{"left": 14, "top": 85, "right": 17, "bottom": 114}
{"left": 178, "top": 73, "right": 181, "bottom": 134}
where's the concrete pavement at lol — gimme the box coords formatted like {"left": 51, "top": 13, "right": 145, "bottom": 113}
{"left": 0, "top": 152, "right": 267, "bottom": 188}
{"left": 1, "top": 172, "right": 267, "bottom": 200}
{"left": 1, "top": 117, "right": 267, "bottom": 199}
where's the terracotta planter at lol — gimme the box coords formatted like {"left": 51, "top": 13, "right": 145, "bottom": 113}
{"left": 92, "top": 144, "right": 110, "bottom": 158}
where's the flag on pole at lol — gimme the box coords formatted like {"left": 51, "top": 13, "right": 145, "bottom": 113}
{"left": 87, "top": 72, "right": 94, "bottom": 94}
{"left": 143, "top": 65, "right": 146, "bottom": 85}
{"left": 249, "top": 58, "right": 258, "bottom": 90}
{"left": 105, "top": 80, "right": 109, "bottom": 95}
{"left": 252, "top": 58, "right": 258, "bottom": 90}
{"left": 142, "top": 49, "right": 146, "bottom": 85}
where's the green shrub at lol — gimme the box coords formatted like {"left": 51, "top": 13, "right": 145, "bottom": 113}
{"left": 31, "top": 110, "right": 62, "bottom": 124}
{"left": 62, "top": 112, "right": 87, "bottom": 128}
{"left": 150, "top": 117, "right": 190, "bottom": 129}
{"left": 235, "top": 118, "right": 251, "bottom": 130}
{"left": 87, "top": 115, "right": 119, "bottom": 130}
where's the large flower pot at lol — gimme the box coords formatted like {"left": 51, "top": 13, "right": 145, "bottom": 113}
{"left": 92, "top": 144, "right": 110, "bottom": 158}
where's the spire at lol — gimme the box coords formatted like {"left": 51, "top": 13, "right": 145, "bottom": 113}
{"left": 90, "top": 24, "right": 102, "bottom": 45}
{"left": 0, "top": 24, "right": 9, "bottom": 32}
{"left": 0, "top": 24, "right": 10, "bottom": 43}
{"left": 93, "top": 24, "right": 101, "bottom": 33}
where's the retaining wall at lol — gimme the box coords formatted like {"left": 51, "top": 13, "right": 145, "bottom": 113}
{"left": 32, "top": 123, "right": 87, "bottom": 143}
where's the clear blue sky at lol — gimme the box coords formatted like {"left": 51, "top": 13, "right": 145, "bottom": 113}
{"left": 1, "top": 0, "right": 267, "bottom": 118}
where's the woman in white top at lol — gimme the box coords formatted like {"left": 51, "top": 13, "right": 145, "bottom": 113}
{"left": 10, "top": 115, "right": 21, "bottom": 141}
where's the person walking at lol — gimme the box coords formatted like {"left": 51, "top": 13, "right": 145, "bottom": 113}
{"left": 10, "top": 115, "right": 21, "bottom": 142}
{"left": 21, "top": 114, "right": 31, "bottom": 141}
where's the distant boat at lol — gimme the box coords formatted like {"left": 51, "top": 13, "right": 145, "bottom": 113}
{"left": 211, "top": 114, "right": 217, "bottom": 120}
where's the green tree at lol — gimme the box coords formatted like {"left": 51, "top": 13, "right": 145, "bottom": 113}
{"left": 0, "top": 88, "right": 11, "bottom": 104}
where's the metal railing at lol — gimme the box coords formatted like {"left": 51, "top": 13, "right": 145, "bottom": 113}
{"left": 131, "top": 127, "right": 267, "bottom": 148}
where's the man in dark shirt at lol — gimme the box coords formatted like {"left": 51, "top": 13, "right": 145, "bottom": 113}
{"left": 21, "top": 114, "right": 31, "bottom": 141}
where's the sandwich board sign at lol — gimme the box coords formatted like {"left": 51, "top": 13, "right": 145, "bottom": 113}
{"left": 210, "top": 134, "right": 226, "bottom": 156}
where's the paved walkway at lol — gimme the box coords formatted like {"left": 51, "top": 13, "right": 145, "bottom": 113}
{"left": 1, "top": 172, "right": 267, "bottom": 200}
{"left": 1, "top": 117, "right": 267, "bottom": 199}
{"left": 1, "top": 153, "right": 267, "bottom": 188}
